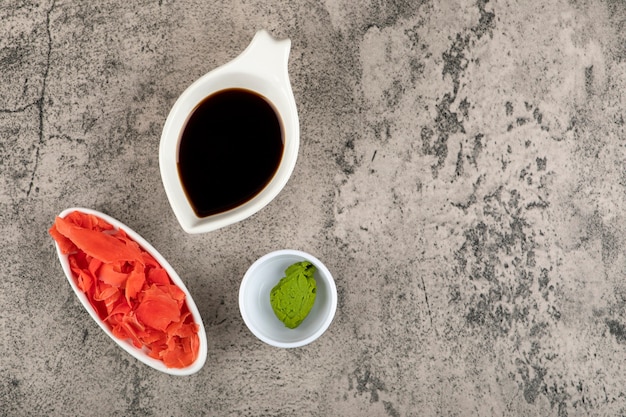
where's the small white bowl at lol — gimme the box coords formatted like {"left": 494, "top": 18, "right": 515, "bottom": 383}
{"left": 52, "top": 207, "right": 208, "bottom": 376}
{"left": 239, "top": 249, "right": 337, "bottom": 348}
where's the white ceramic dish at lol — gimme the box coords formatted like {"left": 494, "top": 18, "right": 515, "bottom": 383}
{"left": 159, "top": 30, "right": 300, "bottom": 234}
{"left": 239, "top": 249, "right": 337, "bottom": 348}
{"left": 52, "top": 207, "right": 208, "bottom": 376}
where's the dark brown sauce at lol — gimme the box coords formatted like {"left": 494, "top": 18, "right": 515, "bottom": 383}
{"left": 177, "top": 88, "right": 283, "bottom": 218}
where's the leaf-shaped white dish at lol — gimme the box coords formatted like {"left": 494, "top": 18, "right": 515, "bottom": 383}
{"left": 52, "top": 207, "right": 207, "bottom": 376}
{"left": 159, "top": 29, "right": 300, "bottom": 234}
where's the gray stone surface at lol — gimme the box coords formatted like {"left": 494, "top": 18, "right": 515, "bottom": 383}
{"left": 2, "top": 0, "right": 626, "bottom": 415}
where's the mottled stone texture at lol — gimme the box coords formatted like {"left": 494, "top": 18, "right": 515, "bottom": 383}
{"left": 2, "top": 0, "right": 626, "bottom": 416}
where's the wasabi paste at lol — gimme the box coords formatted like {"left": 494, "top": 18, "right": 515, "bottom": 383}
{"left": 270, "top": 261, "right": 317, "bottom": 329}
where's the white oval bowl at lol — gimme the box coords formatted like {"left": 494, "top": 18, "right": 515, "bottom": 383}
{"left": 52, "top": 207, "right": 208, "bottom": 375}
{"left": 239, "top": 249, "right": 337, "bottom": 348}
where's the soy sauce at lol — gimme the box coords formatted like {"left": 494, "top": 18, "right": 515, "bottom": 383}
{"left": 177, "top": 88, "right": 284, "bottom": 218}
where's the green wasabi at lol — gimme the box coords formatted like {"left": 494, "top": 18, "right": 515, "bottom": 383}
{"left": 270, "top": 261, "right": 317, "bottom": 329}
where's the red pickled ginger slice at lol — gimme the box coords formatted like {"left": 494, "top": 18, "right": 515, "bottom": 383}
{"left": 125, "top": 263, "right": 146, "bottom": 305}
{"left": 54, "top": 216, "right": 142, "bottom": 263}
{"left": 99, "top": 263, "right": 128, "bottom": 287}
{"left": 135, "top": 284, "right": 181, "bottom": 332}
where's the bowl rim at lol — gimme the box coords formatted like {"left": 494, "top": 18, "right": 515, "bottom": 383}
{"left": 238, "top": 249, "right": 337, "bottom": 348}
{"left": 53, "top": 207, "right": 208, "bottom": 375}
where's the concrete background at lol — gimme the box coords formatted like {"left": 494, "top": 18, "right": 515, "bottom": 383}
{"left": 2, "top": 0, "right": 626, "bottom": 416}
